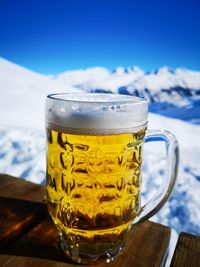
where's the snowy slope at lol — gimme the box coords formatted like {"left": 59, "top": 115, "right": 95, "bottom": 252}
{"left": 0, "top": 58, "right": 82, "bottom": 130}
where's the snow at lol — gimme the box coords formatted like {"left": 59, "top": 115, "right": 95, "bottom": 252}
{"left": 127, "top": 67, "right": 200, "bottom": 93}
{"left": 53, "top": 66, "right": 145, "bottom": 92}
{"left": 175, "top": 68, "right": 200, "bottom": 90}
{"left": 0, "top": 57, "right": 82, "bottom": 130}
{"left": 53, "top": 67, "right": 110, "bottom": 85}
{"left": 0, "top": 126, "right": 45, "bottom": 184}
{"left": 149, "top": 113, "right": 200, "bottom": 152}
{"left": 0, "top": 58, "right": 200, "bottom": 266}
{"left": 53, "top": 65, "right": 200, "bottom": 94}
{"left": 146, "top": 114, "right": 200, "bottom": 233}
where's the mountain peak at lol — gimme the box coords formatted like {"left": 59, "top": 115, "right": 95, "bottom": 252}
{"left": 112, "top": 66, "right": 143, "bottom": 74}
{"left": 153, "top": 67, "right": 175, "bottom": 75}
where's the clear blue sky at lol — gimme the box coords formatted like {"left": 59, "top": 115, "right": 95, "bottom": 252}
{"left": 0, "top": 0, "right": 200, "bottom": 74}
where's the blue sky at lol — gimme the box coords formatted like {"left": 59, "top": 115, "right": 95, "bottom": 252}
{"left": 0, "top": 0, "right": 200, "bottom": 74}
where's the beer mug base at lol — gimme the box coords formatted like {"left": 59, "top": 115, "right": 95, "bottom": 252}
{"left": 57, "top": 226, "right": 127, "bottom": 264}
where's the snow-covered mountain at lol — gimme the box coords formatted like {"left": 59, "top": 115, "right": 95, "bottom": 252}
{"left": 0, "top": 57, "right": 82, "bottom": 130}
{"left": 52, "top": 66, "right": 145, "bottom": 93}
{"left": 123, "top": 67, "right": 200, "bottom": 103}
{"left": 53, "top": 66, "right": 200, "bottom": 103}
{"left": 52, "top": 66, "right": 200, "bottom": 124}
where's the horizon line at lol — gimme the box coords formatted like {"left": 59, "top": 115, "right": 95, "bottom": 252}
{"left": 1, "top": 56, "right": 200, "bottom": 76}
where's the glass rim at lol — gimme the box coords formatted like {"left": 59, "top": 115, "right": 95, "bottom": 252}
{"left": 46, "top": 93, "right": 148, "bottom": 105}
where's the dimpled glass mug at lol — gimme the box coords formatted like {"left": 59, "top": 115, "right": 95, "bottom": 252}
{"left": 45, "top": 93, "right": 179, "bottom": 264}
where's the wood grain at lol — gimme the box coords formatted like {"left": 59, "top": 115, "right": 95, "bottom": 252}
{"left": 0, "top": 197, "right": 47, "bottom": 251}
{"left": 4, "top": 217, "right": 67, "bottom": 263}
{"left": 170, "top": 232, "right": 200, "bottom": 267}
{"left": 0, "top": 174, "right": 45, "bottom": 203}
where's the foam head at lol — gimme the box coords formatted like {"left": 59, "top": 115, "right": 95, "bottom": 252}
{"left": 45, "top": 93, "right": 148, "bottom": 134}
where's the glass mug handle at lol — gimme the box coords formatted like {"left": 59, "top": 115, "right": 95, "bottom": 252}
{"left": 134, "top": 129, "right": 179, "bottom": 225}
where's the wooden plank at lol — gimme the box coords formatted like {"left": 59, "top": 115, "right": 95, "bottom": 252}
{"left": 0, "top": 196, "right": 47, "bottom": 251}
{"left": 4, "top": 217, "right": 67, "bottom": 263}
{"left": 0, "top": 174, "right": 17, "bottom": 187}
{"left": 5, "top": 218, "right": 171, "bottom": 267}
{"left": 0, "top": 255, "right": 72, "bottom": 267}
{"left": 0, "top": 174, "right": 45, "bottom": 203}
{"left": 170, "top": 232, "right": 200, "bottom": 267}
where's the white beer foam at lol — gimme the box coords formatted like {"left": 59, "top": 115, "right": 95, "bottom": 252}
{"left": 46, "top": 93, "right": 148, "bottom": 134}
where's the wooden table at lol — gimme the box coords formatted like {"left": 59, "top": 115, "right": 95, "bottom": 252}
{"left": 0, "top": 174, "right": 199, "bottom": 267}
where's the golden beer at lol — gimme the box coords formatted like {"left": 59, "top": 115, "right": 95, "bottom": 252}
{"left": 46, "top": 127, "right": 145, "bottom": 263}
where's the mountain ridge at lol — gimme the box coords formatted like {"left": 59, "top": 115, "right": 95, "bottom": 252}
{"left": 52, "top": 65, "right": 200, "bottom": 102}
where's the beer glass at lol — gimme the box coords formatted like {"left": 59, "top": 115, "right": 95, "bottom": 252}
{"left": 45, "top": 93, "right": 179, "bottom": 264}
